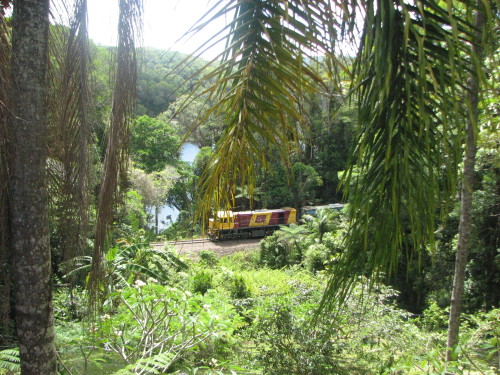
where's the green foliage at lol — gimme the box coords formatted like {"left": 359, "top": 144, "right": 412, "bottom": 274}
{"left": 130, "top": 167, "right": 178, "bottom": 209}
{"left": 250, "top": 299, "right": 343, "bottom": 374}
{"left": 97, "top": 283, "right": 244, "bottom": 372}
{"left": 53, "top": 244, "right": 499, "bottom": 374}
{"left": 63, "top": 242, "right": 188, "bottom": 294}
{"left": 247, "top": 279, "right": 428, "bottom": 374}
{"left": 468, "top": 309, "right": 500, "bottom": 369}
{"left": 119, "top": 190, "right": 148, "bottom": 232}
{"left": 0, "top": 348, "right": 20, "bottom": 374}
{"left": 166, "top": 161, "right": 197, "bottom": 212}
{"left": 130, "top": 115, "right": 180, "bottom": 173}
{"left": 191, "top": 270, "right": 213, "bottom": 295}
{"left": 55, "top": 320, "right": 124, "bottom": 375}
{"left": 259, "top": 232, "right": 299, "bottom": 269}
{"left": 199, "top": 250, "right": 218, "bottom": 267}
{"left": 303, "top": 243, "right": 329, "bottom": 272}
{"left": 306, "top": 99, "right": 356, "bottom": 203}
{"left": 193, "top": 147, "right": 213, "bottom": 177}
{"left": 159, "top": 215, "right": 203, "bottom": 240}
{"left": 135, "top": 49, "right": 208, "bottom": 117}
{"left": 162, "top": 93, "right": 223, "bottom": 148}
{"left": 259, "top": 162, "right": 294, "bottom": 208}
{"left": 228, "top": 275, "right": 251, "bottom": 300}
{"left": 425, "top": 137, "right": 500, "bottom": 313}
{"left": 218, "top": 249, "right": 260, "bottom": 271}
{"left": 259, "top": 224, "right": 314, "bottom": 269}
{"left": 53, "top": 287, "right": 87, "bottom": 321}
{"left": 418, "top": 302, "right": 450, "bottom": 332}
{"left": 290, "top": 162, "right": 323, "bottom": 208}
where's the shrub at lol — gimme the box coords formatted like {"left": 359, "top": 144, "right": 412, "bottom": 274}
{"left": 259, "top": 232, "right": 289, "bottom": 268}
{"left": 219, "top": 249, "right": 260, "bottom": 271}
{"left": 418, "top": 301, "right": 449, "bottom": 331}
{"left": 249, "top": 293, "right": 345, "bottom": 374}
{"left": 259, "top": 230, "right": 306, "bottom": 269}
{"left": 96, "top": 284, "right": 244, "bottom": 372}
{"left": 303, "top": 243, "right": 329, "bottom": 272}
{"left": 247, "top": 279, "right": 434, "bottom": 375}
{"left": 228, "top": 275, "right": 252, "bottom": 300}
{"left": 53, "top": 286, "right": 87, "bottom": 321}
{"left": 199, "top": 249, "right": 218, "bottom": 267}
{"left": 191, "top": 270, "right": 213, "bottom": 295}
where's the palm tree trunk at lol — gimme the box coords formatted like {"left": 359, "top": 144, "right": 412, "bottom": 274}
{"left": 0, "top": 9, "right": 12, "bottom": 345}
{"left": 10, "top": 0, "right": 57, "bottom": 373}
{"left": 446, "top": 8, "right": 485, "bottom": 361}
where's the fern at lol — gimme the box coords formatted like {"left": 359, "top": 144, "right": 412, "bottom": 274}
{"left": 111, "top": 351, "right": 176, "bottom": 375}
{"left": 135, "top": 351, "right": 176, "bottom": 374}
{"left": 0, "top": 348, "right": 20, "bottom": 374}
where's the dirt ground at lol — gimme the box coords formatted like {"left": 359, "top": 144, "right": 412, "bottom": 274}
{"left": 152, "top": 238, "right": 261, "bottom": 258}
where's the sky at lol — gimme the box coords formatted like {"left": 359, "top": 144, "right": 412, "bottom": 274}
{"left": 87, "top": 0, "right": 227, "bottom": 58}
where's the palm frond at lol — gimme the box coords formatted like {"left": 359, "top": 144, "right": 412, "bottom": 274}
{"left": 148, "top": 248, "right": 189, "bottom": 271}
{"left": 191, "top": 0, "right": 495, "bottom": 314}
{"left": 320, "top": 0, "right": 493, "bottom": 310}
{"left": 48, "top": 0, "right": 92, "bottom": 263}
{"left": 90, "top": 0, "right": 143, "bottom": 311}
{"left": 193, "top": 0, "right": 342, "bottom": 219}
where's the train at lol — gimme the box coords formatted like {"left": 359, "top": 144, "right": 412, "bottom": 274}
{"left": 301, "top": 203, "right": 345, "bottom": 217}
{"left": 208, "top": 204, "right": 345, "bottom": 240}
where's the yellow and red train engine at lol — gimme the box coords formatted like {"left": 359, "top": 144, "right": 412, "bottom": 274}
{"left": 208, "top": 208, "right": 296, "bottom": 240}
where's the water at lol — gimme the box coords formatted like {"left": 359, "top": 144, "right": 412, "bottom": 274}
{"left": 155, "top": 142, "right": 200, "bottom": 230}
{"left": 180, "top": 142, "right": 200, "bottom": 163}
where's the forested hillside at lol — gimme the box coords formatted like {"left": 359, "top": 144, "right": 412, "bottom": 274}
{"left": 0, "top": 1, "right": 498, "bottom": 374}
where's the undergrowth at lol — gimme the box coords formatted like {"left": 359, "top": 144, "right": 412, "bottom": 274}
{"left": 15, "top": 245, "right": 494, "bottom": 375}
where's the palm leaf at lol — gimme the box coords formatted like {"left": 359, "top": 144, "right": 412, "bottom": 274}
{"left": 191, "top": 0, "right": 495, "bottom": 314}
{"left": 191, "top": 0, "right": 339, "bottom": 219}
{"left": 320, "top": 0, "right": 492, "bottom": 311}
{"left": 89, "top": 0, "right": 143, "bottom": 311}
{"left": 47, "top": 0, "right": 92, "bottom": 262}
{"left": 149, "top": 248, "right": 189, "bottom": 271}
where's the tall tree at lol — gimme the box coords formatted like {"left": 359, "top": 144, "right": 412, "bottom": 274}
{"left": 0, "top": 2, "right": 12, "bottom": 344}
{"left": 9, "top": 0, "right": 57, "bottom": 373}
{"left": 447, "top": 7, "right": 487, "bottom": 360}
{"left": 130, "top": 115, "right": 179, "bottom": 173}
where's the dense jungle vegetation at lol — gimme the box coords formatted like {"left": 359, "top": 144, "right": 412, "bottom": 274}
{"left": 0, "top": 0, "right": 499, "bottom": 374}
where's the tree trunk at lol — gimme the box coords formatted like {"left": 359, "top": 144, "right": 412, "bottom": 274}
{"left": 9, "top": 0, "right": 57, "bottom": 373}
{"left": 0, "top": 10, "right": 12, "bottom": 345}
{"left": 155, "top": 205, "right": 159, "bottom": 235}
{"left": 446, "top": 9, "right": 485, "bottom": 362}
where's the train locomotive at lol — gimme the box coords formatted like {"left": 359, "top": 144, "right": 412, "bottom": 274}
{"left": 208, "top": 207, "right": 296, "bottom": 240}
